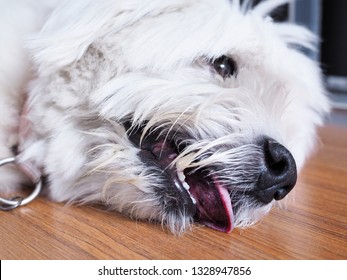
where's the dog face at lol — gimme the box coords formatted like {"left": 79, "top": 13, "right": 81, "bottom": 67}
{"left": 22, "top": 0, "right": 329, "bottom": 234}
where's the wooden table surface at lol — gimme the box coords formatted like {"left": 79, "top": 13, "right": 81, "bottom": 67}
{"left": 1, "top": 124, "right": 346, "bottom": 260}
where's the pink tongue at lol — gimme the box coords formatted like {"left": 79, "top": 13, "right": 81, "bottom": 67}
{"left": 200, "top": 181, "right": 234, "bottom": 233}
{"left": 185, "top": 172, "right": 234, "bottom": 233}
{"left": 211, "top": 181, "right": 234, "bottom": 233}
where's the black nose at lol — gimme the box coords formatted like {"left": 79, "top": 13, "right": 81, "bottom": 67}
{"left": 255, "top": 138, "right": 297, "bottom": 204}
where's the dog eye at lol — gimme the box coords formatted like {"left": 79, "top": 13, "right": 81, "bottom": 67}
{"left": 212, "top": 55, "right": 237, "bottom": 78}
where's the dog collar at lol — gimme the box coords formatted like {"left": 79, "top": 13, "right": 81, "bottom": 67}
{"left": 0, "top": 102, "right": 42, "bottom": 211}
{"left": 0, "top": 157, "right": 42, "bottom": 210}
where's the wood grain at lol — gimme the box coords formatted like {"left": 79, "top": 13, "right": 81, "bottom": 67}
{"left": 0, "top": 124, "right": 346, "bottom": 260}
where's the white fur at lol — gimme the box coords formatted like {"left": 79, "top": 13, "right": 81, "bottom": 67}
{"left": 0, "top": 0, "right": 329, "bottom": 234}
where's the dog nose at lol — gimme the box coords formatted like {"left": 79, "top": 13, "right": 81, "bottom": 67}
{"left": 255, "top": 138, "right": 297, "bottom": 204}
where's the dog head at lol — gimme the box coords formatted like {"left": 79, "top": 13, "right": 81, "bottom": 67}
{"left": 25, "top": 0, "right": 329, "bottom": 234}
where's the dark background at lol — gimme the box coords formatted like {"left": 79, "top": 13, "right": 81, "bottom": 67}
{"left": 243, "top": 0, "right": 347, "bottom": 93}
{"left": 321, "top": 0, "right": 347, "bottom": 80}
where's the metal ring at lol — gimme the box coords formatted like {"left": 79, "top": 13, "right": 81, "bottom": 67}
{"left": 0, "top": 196, "right": 23, "bottom": 211}
{"left": 0, "top": 157, "right": 42, "bottom": 210}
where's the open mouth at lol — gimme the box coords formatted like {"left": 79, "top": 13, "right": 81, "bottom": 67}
{"left": 125, "top": 122, "right": 234, "bottom": 233}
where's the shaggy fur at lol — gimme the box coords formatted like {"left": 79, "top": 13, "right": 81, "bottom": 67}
{"left": 0, "top": 0, "right": 329, "bottom": 234}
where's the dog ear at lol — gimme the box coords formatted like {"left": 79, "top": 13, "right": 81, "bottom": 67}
{"left": 27, "top": 1, "right": 114, "bottom": 74}
{"left": 27, "top": 0, "right": 189, "bottom": 75}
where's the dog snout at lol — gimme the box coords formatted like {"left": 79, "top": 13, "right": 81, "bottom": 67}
{"left": 254, "top": 137, "right": 297, "bottom": 204}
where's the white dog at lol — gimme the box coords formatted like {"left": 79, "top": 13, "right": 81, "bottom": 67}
{"left": 0, "top": 0, "right": 329, "bottom": 234}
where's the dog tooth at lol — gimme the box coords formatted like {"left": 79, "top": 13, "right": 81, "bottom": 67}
{"left": 178, "top": 171, "right": 185, "bottom": 183}
{"left": 191, "top": 196, "right": 196, "bottom": 204}
{"left": 182, "top": 181, "right": 190, "bottom": 190}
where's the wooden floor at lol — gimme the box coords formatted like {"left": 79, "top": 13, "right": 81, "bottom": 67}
{"left": 0, "top": 124, "right": 346, "bottom": 260}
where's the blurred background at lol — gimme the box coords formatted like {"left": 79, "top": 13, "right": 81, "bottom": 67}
{"left": 291, "top": 0, "right": 347, "bottom": 125}
{"left": 251, "top": 0, "right": 347, "bottom": 125}
{"left": 292, "top": 0, "right": 347, "bottom": 118}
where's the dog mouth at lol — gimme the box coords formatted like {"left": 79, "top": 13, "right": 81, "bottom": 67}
{"left": 125, "top": 122, "right": 234, "bottom": 233}
{"left": 184, "top": 169, "right": 234, "bottom": 233}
